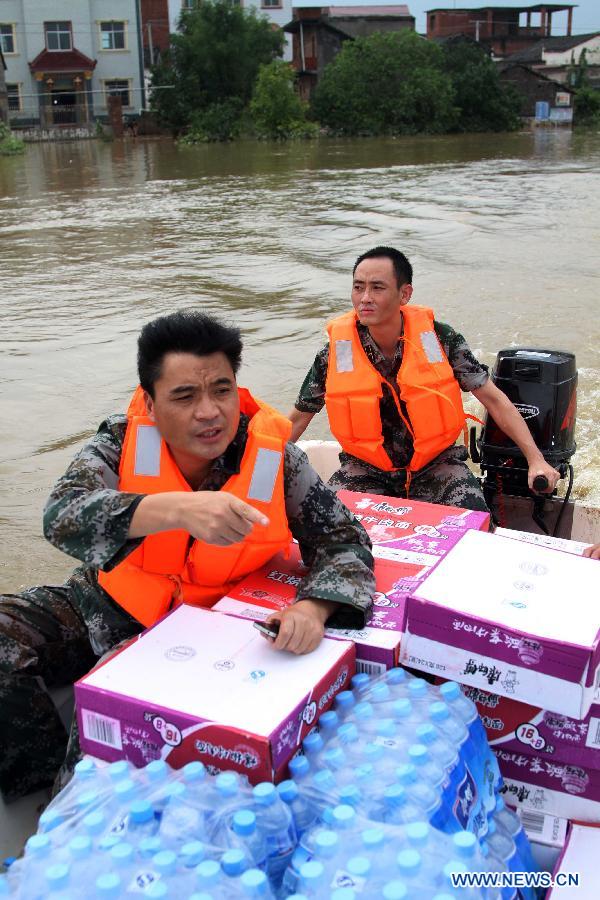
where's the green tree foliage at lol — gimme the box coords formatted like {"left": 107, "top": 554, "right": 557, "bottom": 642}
{"left": 442, "top": 39, "right": 520, "bottom": 132}
{"left": 151, "top": 0, "right": 284, "bottom": 133}
{"left": 312, "top": 31, "right": 458, "bottom": 135}
{"left": 574, "top": 85, "right": 600, "bottom": 126}
{"left": 0, "top": 121, "right": 25, "bottom": 155}
{"left": 250, "top": 60, "right": 318, "bottom": 139}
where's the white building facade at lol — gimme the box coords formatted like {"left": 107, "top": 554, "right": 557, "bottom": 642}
{"left": 0, "top": 0, "right": 145, "bottom": 127}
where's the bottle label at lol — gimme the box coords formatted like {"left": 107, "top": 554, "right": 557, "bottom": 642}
{"left": 127, "top": 868, "right": 160, "bottom": 893}
{"left": 452, "top": 764, "right": 479, "bottom": 831}
{"left": 330, "top": 869, "right": 368, "bottom": 893}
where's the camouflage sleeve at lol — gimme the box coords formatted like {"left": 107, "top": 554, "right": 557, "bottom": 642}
{"left": 43, "top": 415, "right": 145, "bottom": 569}
{"left": 283, "top": 442, "right": 375, "bottom": 629}
{"left": 434, "top": 321, "right": 489, "bottom": 393}
{"left": 294, "top": 345, "right": 329, "bottom": 414}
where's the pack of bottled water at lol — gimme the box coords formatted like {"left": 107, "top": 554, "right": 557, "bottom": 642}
{"left": 1, "top": 668, "right": 539, "bottom": 899}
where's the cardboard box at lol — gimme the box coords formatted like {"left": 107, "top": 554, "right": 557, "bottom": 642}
{"left": 548, "top": 823, "right": 600, "bottom": 897}
{"left": 400, "top": 529, "right": 600, "bottom": 718}
{"left": 76, "top": 606, "right": 355, "bottom": 783}
{"left": 519, "top": 810, "right": 568, "bottom": 873}
{"left": 216, "top": 493, "right": 489, "bottom": 673}
{"left": 497, "top": 747, "right": 600, "bottom": 823}
{"left": 494, "top": 527, "right": 589, "bottom": 557}
{"left": 464, "top": 685, "right": 600, "bottom": 771}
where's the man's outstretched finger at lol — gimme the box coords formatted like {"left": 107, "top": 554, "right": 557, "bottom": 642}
{"left": 232, "top": 497, "right": 270, "bottom": 529}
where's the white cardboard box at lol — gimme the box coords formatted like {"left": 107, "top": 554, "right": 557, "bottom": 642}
{"left": 400, "top": 529, "right": 600, "bottom": 718}
{"left": 494, "top": 527, "right": 589, "bottom": 557}
{"left": 76, "top": 606, "right": 355, "bottom": 783}
{"left": 548, "top": 823, "right": 600, "bottom": 897}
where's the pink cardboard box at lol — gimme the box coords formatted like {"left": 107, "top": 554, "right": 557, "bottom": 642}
{"left": 216, "top": 492, "right": 489, "bottom": 674}
{"left": 497, "top": 747, "right": 600, "bottom": 824}
{"left": 76, "top": 606, "right": 355, "bottom": 784}
{"left": 401, "top": 529, "right": 600, "bottom": 719}
{"left": 464, "top": 685, "right": 600, "bottom": 771}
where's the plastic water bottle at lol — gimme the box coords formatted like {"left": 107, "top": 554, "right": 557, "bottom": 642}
{"left": 382, "top": 881, "right": 409, "bottom": 900}
{"left": 278, "top": 780, "right": 317, "bottom": 837}
{"left": 486, "top": 820, "right": 518, "bottom": 872}
{"left": 181, "top": 761, "right": 208, "bottom": 799}
{"left": 252, "top": 782, "right": 296, "bottom": 888}
{"left": 288, "top": 755, "right": 312, "bottom": 785}
{"left": 369, "top": 682, "right": 392, "bottom": 705}
{"left": 303, "top": 732, "right": 326, "bottom": 769}
{"left": 396, "top": 764, "right": 441, "bottom": 820}
{"left": 239, "top": 868, "right": 275, "bottom": 898}
{"left": 299, "top": 860, "right": 327, "bottom": 897}
{"left": 343, "top": 856, "right": 372, "bottom": 892}
{"left": 385, "top": 667, "right": 408, "bottom": 694}
{"left": 334, "top": 691, "right": 356, "bottom": 720}
{"left": 221, "top": 848, "right": 248, "bottom": 878}
{"left": 127, "top": 799, "right": 159, "bottom": 842}
{"left": 318, "top": 710, "right": 340, "bottom": 739}
{"left": 407, "top": 744, "right": 446, "bottom": 791}
{"left": 94, "top": 872, "right": 123, "bottom": 899}
{"left": 493, "top": 797, "right": 537, "bottom": 873}
{"left": 380, "top": 785, "right": 422, "bottom": 826}
{"left": 232, "top": 810, "right": 268, "bottom": 870}
{"left": 194, "top": 860, "right": 225, "bottom": 894}
{"left": 350, "top": 673, "right": 371, "bottom": 697}
{"left": 107, "top": 760, "right": 132, "bottom": 784}
{"left": 180, "top": 840, "right": 205, "bottom": 870}
{"left": 407, "top": 678, "right": 432, "bottom": 707}
{"left": 159, "top": 790, "right": 203, "bottom": 850}
{"left": 390, "top": 699, "right": 422, "bottom": 731}
{"left": 83, "top": 809, "right": 108, "bottom": 843}
{"left": 395, "top": 849, "right": 424, "bottom": 886}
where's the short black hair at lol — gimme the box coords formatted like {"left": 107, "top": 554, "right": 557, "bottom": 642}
{"left": 353, "top": 246, "right": 413, "bottom": 287}
{"left": 138, "top": 310, "right": 243, "bottom": 397}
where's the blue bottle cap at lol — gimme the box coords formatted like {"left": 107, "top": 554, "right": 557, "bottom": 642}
{"left": 240, "top": 868, "right": 269, "bottom": 895}
{"left": 76, "top": 788, "right": 100, "bottom": 811}
{"left": 111, "top": 842, "right": 134, "bottom": 866}
{"left": 130, "top": 799, "right": 154, "bottom": 823}
{"left": 46, "top": 862, "right": 70, "bottom": 889}
{"left": 334, "top": 690, "right": 355, "bottom": 712}
{"left": 253, "top": 781, "right": 276, "bottom": 804}
{"left": 181, "top": 841, "right": 205, "bottom": 868}
{"left": 215, "top": 772, "right": 238, "bottom": 795}
{"left": 384, "top": 784, "right": 406, "bottom": 807}
{"left": 429, "top": 701, "right": 450, "bottom": 722}
{"left": 300, "top": 860, "right": 325, "bottom": 883}
{"left": 396, "top": 763, "right": 417, "bottom": 785}
{"left": 361, "top": 827, "right": 385, "bottom": 850}
{"left": 153, "top": 849, "right": 177, "bottom": 876}
{"left": 114, "top": 778, "right": 136, "bottom": 800}
{"left": 362, "top": 742, "right": 384, "bottom": 764}
{"left": 396, "top": 849, "right": 422, "bottom": 876}
{"left": 443, "top": 860, "right": 468, "bottom": 883}
{"left": 338, "top": 722, "right": 359, "bottom": 745}
{"left": 386, "top": 667, "right": 406, "bottom": 685}
{"left": 146, "top": 883, "right": 168, "bottom": 899}
{"left": 95, "top": 873, "right": 122, "bottom": 897}
{"left": 319, "top": 710, "right": 339, "bottom": 733}
{"left": 453, "top": 831, "right": 477, "bottom": 858}
{"left": 332, "top": 804, "right": 355, "bottom": 827}
{"left": 415, "top": 723, "right": 436, "bottom": 745}
{"left": 38, "top": 808, "right": 65, "bottom": 832}
{"left": 408, "top": 678, "right": 428, "bottom": 697}
{"left": 371, "top": 683, "right": 391, "bottom": 703}
{"left": 68, "top": 835, "right": 92, "bottom": 858}
{"left": 145, "top": 759, "right": 169, "bottom": 781}
{"left": 107, "top": 760, "right": 130, "bottom": 781}
{"left": 98, "top": 833, "right": 121, "bottom": 852}
{"left": 289, "top": 755, "right": 310, "bottom": 779}
{"left": 377, "top": 718, "right": 396, "bottom": 737}
{"left": 83, "top": 810, "right": 105, "bottom": 835}
{"left": 331, "top": 891, "right": 357, "bottom": 900}
{"left": 323, "top": 747, "right": 345, "bottom": 770}
{"left": 339, "top": 784, "right": 361, "bottom": 807}
{"left": 351, "top": 673, "right": 370, "bottom": 693}
{"left": 313, "top": 769, "right": 336, "bottom": 792}
{"left": 25, "top": 834, "right": 51, "bottom": 856}
{"left": 196, "top": 859, "right": 222, "bottom": 888}
{"left": 303, "top": 732, "right": 324, "bottom": 755}
{"left": 74, "top": 758, "right": 97, "bottom": 778}
{"left": 139, "top": 836, "right": 162, "bottom": 858}
{"left": 354, "top": 763, "right": 374, "bottom": 783}
{"left": 183, "top": 761, "right": 206, "bottom": 783}
{"left": 405, "top": 822, "right": 429, "bottom": 846}
{"left": 383, "top": 882, "right": 408, "bottom": 900}
{"left": 439, "top": 681, "right": 461, "bottom": 701}
{"left": 408, "top": 744, "right": 428, "bottom": 766}
{"left": 277, "top": 779, "right": 298, "bottom": 802}
{"left": 315, "top": 830, "right": 339, "bottom": 857}
{"left": 354, "top": 701, "right": 374, "bottom": 720}
{"left": 347, "top": 856, "right": 371, "bottom": 877}
{"left": 391, "top": 699, "right": 413, "bottom": 719}
{"left": 221, "top": 848, "right": 247, "bottom": 876}
{"left": 233, "top": 809, "right": 257, "bottom": 835}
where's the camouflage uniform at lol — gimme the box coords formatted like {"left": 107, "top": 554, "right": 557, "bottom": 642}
{"left": 295, "top": 319, "right": 490, "bottom": 511}
{"left": 0, "top": 413, "right": 374, "bottom": 801}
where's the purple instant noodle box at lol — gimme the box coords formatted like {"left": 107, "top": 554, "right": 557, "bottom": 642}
{"left": 401, "top": 529, "right": 600, "bottom": 719}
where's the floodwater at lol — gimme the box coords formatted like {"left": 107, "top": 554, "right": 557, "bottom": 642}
{"left": 1, "top": 130, "right": 599, "bottom": 590}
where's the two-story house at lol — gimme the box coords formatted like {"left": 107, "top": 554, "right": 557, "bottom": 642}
{"left": 0, "top": 1, "right": 145, "bottom": 129}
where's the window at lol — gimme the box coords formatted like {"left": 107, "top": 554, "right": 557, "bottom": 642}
{"left": 105, "top": 79, "right": 132, "bottom": 108}
{"left": 262, "top": 0, "right": 281, "bottom": 6}
{"left": 6, "top": 84, "right": 21, "bottom": 111}
{"left": 45, "top": 21, "right": 72, "bottom": 51}
{"left": 100, "top": 21, "right": 126, "bottom": 50}
{"left": 0, "top": 23, "right": 16, "bottom": 54}
{"left": 181, "top": 0, "right": 197, "bottom": 9}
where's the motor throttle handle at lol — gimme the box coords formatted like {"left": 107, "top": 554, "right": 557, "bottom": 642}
{"left": 533, "top": 474, "right": 549, "bottom": 492}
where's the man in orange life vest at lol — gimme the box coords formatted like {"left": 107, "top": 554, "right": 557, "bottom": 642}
{"left": 289, "top": 246, "right": 560, "bottom": 510}
{"left": 0, "top": 311, "right": 375, "bottom": 801}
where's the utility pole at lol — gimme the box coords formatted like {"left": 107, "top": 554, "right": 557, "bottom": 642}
{"left": 147, "top": 22, "right": 154, "bottom": 67}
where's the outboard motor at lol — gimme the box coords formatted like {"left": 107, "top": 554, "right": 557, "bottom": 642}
{"left": 470, "top": 348, "right": 577, "bottom": 534}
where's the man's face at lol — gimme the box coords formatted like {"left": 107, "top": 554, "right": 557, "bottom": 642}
{"left": 145, "top": 351, "right": 240, "bottom": 467}
{"left": 351, "top": 257, "right": 412, "bottom": 329}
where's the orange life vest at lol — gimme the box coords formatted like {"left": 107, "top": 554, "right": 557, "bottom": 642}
{"left": 325, "top": 308, "right": 467, "bottom": 473}
{"left": 98, "top": 387, "right": 292, "bottom": 626}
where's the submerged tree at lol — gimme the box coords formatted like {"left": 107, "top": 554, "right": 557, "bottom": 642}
{"left": 250, "top": 60, "right": 318, "bottom": 139}
{"left": 151, "top": 0, "right": 284, "bottom": 136}
{"left": 312, "top": 31, "right": 458, "bottom": 136}
{"left": 442, "top": 38, "right": 520, "bottom": 132}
